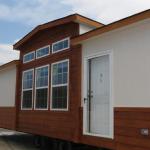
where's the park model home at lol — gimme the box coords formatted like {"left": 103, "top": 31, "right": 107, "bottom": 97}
{"left": 0, "top": 10, "right": 149, "bottom": 150}
{"left": 13, "top": 14, "right": 104, "bottom": 148}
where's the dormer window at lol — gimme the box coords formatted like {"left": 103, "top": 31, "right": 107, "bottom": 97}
{"left": 23, "top": 52, "right": 35, "bottom": 63}
{"left": 36, "top": 46, "right": 50, "bottom": 59}
{"left": 52, "top": 37, "right": 70, "bottom": 54}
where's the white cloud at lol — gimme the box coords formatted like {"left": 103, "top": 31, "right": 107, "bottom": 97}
{"left": 0, "top": 0, "right": 149, "bottom": 26}
{"left": 0, "top": 0, "right": 70, "bottom": 26}
{"left": 0, "top": 0, "right": 149, "bottom": 64}
{"left": 0, "top": 43, "right": 19, "bottom": 65}
{"left": 62, "top": 0, "right": 150, "bottom": 24}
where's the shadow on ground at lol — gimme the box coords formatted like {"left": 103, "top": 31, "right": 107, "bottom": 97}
{"left": 0, "top": 129, "right": 107, "bottom": 150}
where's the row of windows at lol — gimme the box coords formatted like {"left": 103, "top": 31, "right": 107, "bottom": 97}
{"left": 23, "top": 38, "right": 70, "bottom": 63}
{"left": 22, "top": 59, "right": 69, "bottom": 110}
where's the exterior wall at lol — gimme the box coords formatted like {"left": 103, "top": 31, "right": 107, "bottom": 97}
{"left": 79, "top": 23, "right": 95, "bottom": 34}
{"left": 115, "top": 108, "right": 150, "bottom": 150}
{"left": 15, "top": 16, "right": 150, "bottom": 149}
{"left": 81, "top": 18, "right": 150, "bottom": 149}
{"left": 0, "top": 65, "right": 17, "bottom": 107}
{"left": 16, "top": 22, "right": 82, "bottom": 142}
{"left": 82, "top": 18, "right": 150, "bottom": 107}
{"left": 0, "top": 64, "right": 17, "bottom": 130}
{"left": 0, "top": 107, "right": 16, "bottom": 129}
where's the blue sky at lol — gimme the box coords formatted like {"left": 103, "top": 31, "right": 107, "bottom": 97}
{"left": 0, "top": 0, "right": 150, "bottom": 64}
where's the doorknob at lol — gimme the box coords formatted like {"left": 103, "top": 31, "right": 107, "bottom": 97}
{"left": 84, "top": 98, "right": 88, "bottom": 103}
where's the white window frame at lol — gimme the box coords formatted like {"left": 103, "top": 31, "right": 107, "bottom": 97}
{"left": 50, "top": 59, "right": 69, "bottom": 111}
{"left": 21, "top": 68, "right": 34, "bottom": 110}
{"left": 36, "top": 45, "right": 50, "bottom": 59}
{"left": 23, "top": 51, "right": 35, "bottom": 64}
{"left": 83, "top": 50, "right": 114, "bottom": 139}
{"left": 52, "top": 37, "right": 70, "bottom": 54}
{"left": 34, "top": 64, "right": 49, "bottom": 110}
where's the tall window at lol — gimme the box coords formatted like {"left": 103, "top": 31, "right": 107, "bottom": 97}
{"left": 52, "top": 38, "right": 70, "bottom": 53}
{"left": 35, "top": 65, "right": 49, "bottom": 109}
{"left": 22, "top": 69, "right": 34, "bottom": 109}
{"left": 23, "top": 52, "right": 35, "bottom": 63}
{"left": 36, "top": 46, "right": 50, "bottom": 59}
{"left": 51, "top": 60, "right": 69, "bottom": 110}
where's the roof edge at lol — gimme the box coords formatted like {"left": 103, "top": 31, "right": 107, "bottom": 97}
{"left": 71, "top": 9, "right": 150, "bottom": 45}
{"left": 0, "top": 60, "right": 19, "bottom": 71}
{"left": 13, "top": 14, "right": 103, "bottom": 50}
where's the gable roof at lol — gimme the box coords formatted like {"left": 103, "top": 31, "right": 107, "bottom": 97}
{"left": 13, "top": 14, "right": 104, "bottom": 50}
{"left": 71, "top": 9, "right": 150, "bottom": 45}
{"left": 0, "top": 60, "right": 19, "bottom": 71}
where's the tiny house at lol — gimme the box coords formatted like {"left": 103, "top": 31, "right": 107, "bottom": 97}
{"left": 0, "top": 10, "right": 150, "bottom": 150}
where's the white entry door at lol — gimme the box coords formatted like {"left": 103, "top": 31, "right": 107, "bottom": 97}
{"left": 84, "top": 53, "right": 113, "bottom": 138}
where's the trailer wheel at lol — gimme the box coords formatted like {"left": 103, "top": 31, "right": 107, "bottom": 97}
{"left": 58, "top": 141, "right": 72, "bottom": 150}
{"left": 34, "top": 135, "right": 41, "bottom": 148}
{"left": 64, "top": 142, "right": 72, "bottom": 150}
{"left": 52, "top": 139, "right": 59, "bottom": 150}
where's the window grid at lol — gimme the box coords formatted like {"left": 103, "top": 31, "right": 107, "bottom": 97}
{"left": 51, "top": 59, "right": 69, "bottom": 111}
{"left": 21, "top": 69, "right": 34, "bottom": 110}
{"left": 35, "top": 65, "right": 49, "bottom": 110}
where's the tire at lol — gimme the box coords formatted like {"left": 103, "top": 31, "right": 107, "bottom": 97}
{"left": 34, "top": 135, "right": 41, "bottom": 148}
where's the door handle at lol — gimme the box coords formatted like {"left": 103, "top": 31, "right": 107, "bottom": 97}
{"left": 84, "top": 98, "right": 88, "bottom": 103}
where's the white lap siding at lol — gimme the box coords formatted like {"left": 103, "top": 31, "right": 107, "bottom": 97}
{"left": 82, "top": 18, "right": 150, "bottom": 107}
{"left": 0, "top": 65, "right": 17, "bottom": 107}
